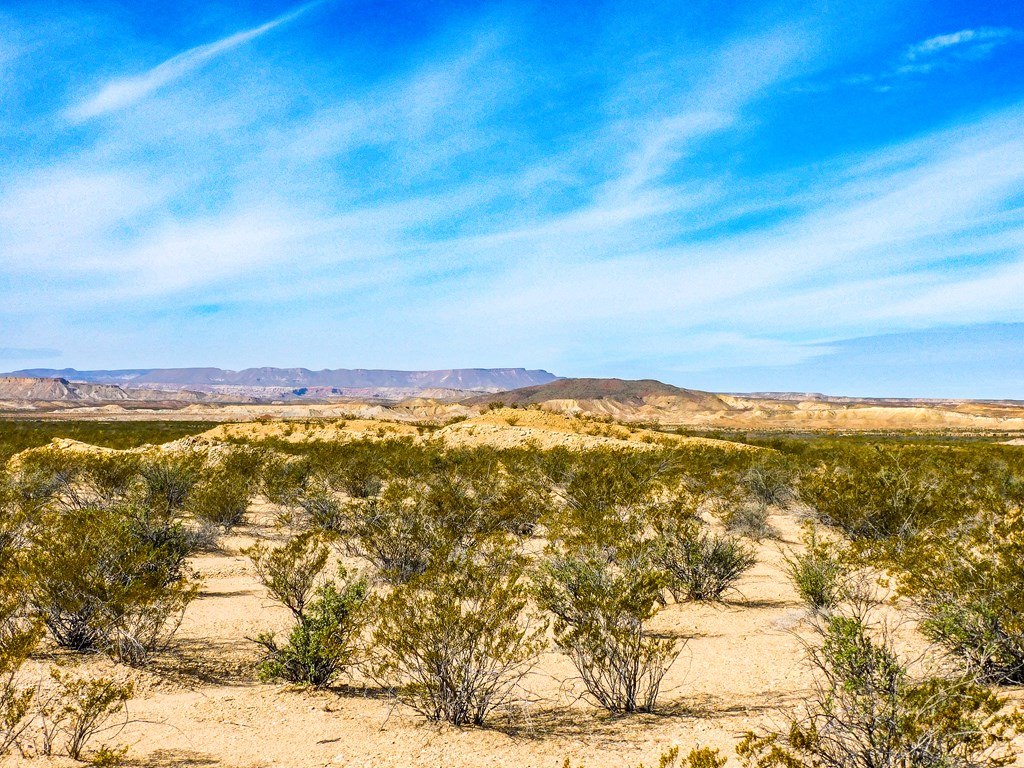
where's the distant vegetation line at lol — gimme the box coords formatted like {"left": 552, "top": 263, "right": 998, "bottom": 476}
{"left": 0, "top": 420, "right": 212, "bottom": 463}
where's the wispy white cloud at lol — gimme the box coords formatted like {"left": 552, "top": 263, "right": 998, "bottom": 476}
{"left": 800, "top": 26, "right": 1021, "bottom": 93}
{"left": 904, "top": 27, "right": 1017, "bottom": 61}
{"left": 66, "top": 0, "right": 324, "bottom": 122}
{"left": 4, "top": 2, "right": 1024, "bottom": 381}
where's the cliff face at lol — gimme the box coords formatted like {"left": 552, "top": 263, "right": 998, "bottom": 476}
{"left": 0, "top": 376, "right": 131, "bottom": 401}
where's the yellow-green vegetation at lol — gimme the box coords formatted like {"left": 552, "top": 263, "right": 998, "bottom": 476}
{"left": 248, "top": 532, "right": 369, "bottom": 687}
{"left": 0, "top": 417, "right": 1022, "bottom": 761}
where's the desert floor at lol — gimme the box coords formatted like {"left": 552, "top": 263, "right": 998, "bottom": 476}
{"left": 4, "top": 503, "right": 1023, "bottom": 768}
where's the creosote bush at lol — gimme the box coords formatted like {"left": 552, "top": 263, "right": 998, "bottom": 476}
{"left": 894, "top": 506, "right": 1024, "bottom": 685}
{"left": 39, "top": 669, "right": 134, "bottom": 761}
{"left": 742, "top": 456, "right": 794, "bottom": 508}
{"left": 723, "top": 502, "right": 776, "bottom": 542}
{"left": 373, "top": 548, "right": 546, "bottom": 725}
{"left": 565, "top": 745, "right": 728, "bottom": 768}
{"left": 534, "top": 548, "right": 680, "bottom": 713}
{"left": 782, "top": 523, "right": 848, "bottom": 613}
{"left": 737, "top": 613, "right": 1022, "bottom": 768}
{"left": 249, "top": 534, "right": 368, "bottom": 687}
{"left": 0, "top": 575, "right": 38, "bottom": 755}
{"left": 26, "top": 505, "right": 199, "bottom": 664}
{"left": 656, "top": 522, "right": 756, "bottom": 602}
{"left": 186, "top": 447, "right": 264, "bottom": 530}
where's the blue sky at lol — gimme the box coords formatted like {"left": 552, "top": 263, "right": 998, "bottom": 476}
{"left": 2, "top": 0, "right": 1023, "bottom": 397}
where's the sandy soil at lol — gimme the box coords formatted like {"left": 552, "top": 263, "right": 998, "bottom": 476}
{"left": 194, "top": 409, "right": 754, "bottom": 453}
{"left": 3, "top": 425, "right": 1022, "bottom": 768}
{"left": 5, "top": 501, "right": 1021, "bottom": 768}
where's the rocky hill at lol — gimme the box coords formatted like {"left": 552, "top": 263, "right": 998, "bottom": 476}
{"left": 0, "top": 376, "right": 244, "bottom": 405}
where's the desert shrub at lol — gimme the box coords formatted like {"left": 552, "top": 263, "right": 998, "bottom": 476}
{"left": 304, "top": 441, "right": 394, "bottom": 499}
{"left": 894, "top": 507, "right": 1024, "bottom": 684}
{"left": 186, "top": 447, "right": 263, "bottom": 529}
{"left": 742, "top": 455, "right": 794, "bottom": 508}
{"left": 39, "top": 669, "right": 133, "bottom": 761}
{"left": 138, "top": 451, "right": 202, "bottom": 518}
{"left": 0, "top": 592, "right": 39, "bottom": 755}
{"left": 339, "top": 481, "right": 457, "bottom": 584}
{"left": 249, "top": 534, "right": 368, "bottom": 687}
{"left": 260, "top": 452, "right": 312, "bottom": 508}
{"left": 546, "top": 449, "right": 672, "bottom": 551}
{"left": 419, "top": 458, "right": 551, "bottom": 539}
{"left": 737, "top": 614, "right": 1021, "bottom": 768}
{"left": 25, "top": 506, "right": 199, "bottom": 664}
{"left": 797, "top": 447, "right": 948, "bottom": 542}
{"left": 534, "top": 548, "right": 680, "bottom": 713}
{"left": 644, "top": 746, "right": 728, "bottom": 768}
{"left": 567, "top": 746, "right": 728, "bottom": 768}
{"left": 14, "top": 449, "right": 147, "bottom": 514}
{"left": 782, "top": 523, "right": 848, "bottom": 612}
{"left": 254, "top": 576, "right": 368, "bottom": 687}
{"left": 297, "top": 485, "right": 348, "bottom": 534}
{"left": 336, "top": 463, "right": 542, "bottom": 585}
{"left": 373, "top": 550, "right": 546, "bottom": 725}
{"left": 0, "top": 480, "right": 39, "bottom": 754}
{"left": 723, "top": 501, "right": 776, "bottom": 541}
{"left": 247, "top": 533, "right": 330, "bottom": 620}
{"left": 655, "top": 522, "right": 755, "bottom": 602}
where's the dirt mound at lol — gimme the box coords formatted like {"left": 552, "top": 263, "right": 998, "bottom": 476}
{"left": 197, "top": 418, "right": 424, "bottom": 445}
{"left": 431, "top": 408, "right": 753, "bottom": 451}
{"left": 187, "top": 409, "right": 753, "bottom": 453}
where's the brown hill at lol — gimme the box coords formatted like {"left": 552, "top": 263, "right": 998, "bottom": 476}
{"left": 464, "top": 378, "right": 730, "bottom": 408}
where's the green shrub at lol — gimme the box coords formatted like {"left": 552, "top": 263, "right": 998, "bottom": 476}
{"left": 260, "top": 453, "right": 312, "bottom": 508}
{"left": 656, "top": 522, "right": 755, "bottom": 602}
{"left": 138, "top": 452, "right": 202, "bottom": 518}
{"left": 0, "top": 472, "right": 39, "bottom": 754}
{"left": 247, "top": 533, "right": 330, "bottom": 620}
{"left": 0, "top": 604, "right": 38, "bottom": 755}
{"left": 254, "top": 576, "right": 368, "bottom": 687}
{"left": 26, "top": 506, "right": 199, "bottom": 664}
{"left": 723, "top": 502, "right": 776, "bottom": 541}
{"left": 373, "top": 550, "right": 546, "bottom": 725}
{"left": 895, "top": 507, "right": 1024, "bottom": 684}
{"left": 186, "top": 448, "right": 263, "bottom": 530}
{"left": 742, "top": 455, "right": 794, "bottom": 508}
{"left": 249, "top": 533, "right": 368, "bottom": 687}
{"left": 568, "top": 746, "right": 728, "bottom": 768}
{"left": 782, "top": 524, "right": 848, "bottom": 612}
{"left": 736, "top": 614, "right": 1021, "bottom": 768}
{"left": 797, "top": 447, "right": 947, "bottom": 541}
{"left": 534, "top": 548, "right": 679, "bottom": 713}
{"left": 340, "top": 482, "right": 457, "bottom": 584}
{"left": 40, "top": 669, "right": 134, "bottom": 761}
{"left": 545, "top": 449, "right": 671, "bottom": 551}
{"left": 641, "top": 746, "right": 728, "bottom": 768}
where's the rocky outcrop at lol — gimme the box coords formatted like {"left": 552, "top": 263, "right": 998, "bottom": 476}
{"left": 0, "top": 376, "right": 132, "bottom": 401}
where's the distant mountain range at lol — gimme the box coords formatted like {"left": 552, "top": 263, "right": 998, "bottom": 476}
{"left": 3, "top": 371, "right": 1024, "bottom": 432}
{"left": 7, "top": 367, "right": 559, "bottom": 393}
